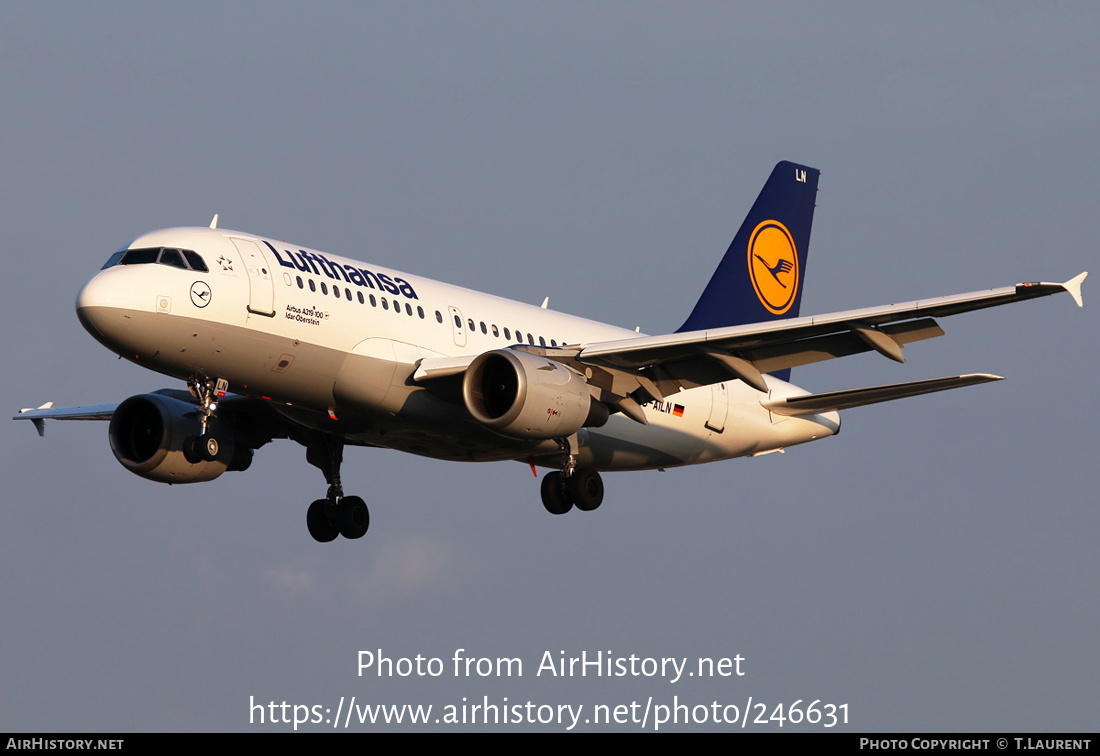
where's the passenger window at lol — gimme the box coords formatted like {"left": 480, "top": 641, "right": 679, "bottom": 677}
{"left": 492, "top": 324, "right": 499, "bottom": 337}
{"left": 321, "top": 282, "right": 328, "bottom": 295}
{"left": 527, "top": 333, "right": 534, "bottom": 345}
{"left": 454, "top": 314, "right": 461, "bottom": 328}
{"left": 297, "top": 276, "right": 304, "bottom": 289}
{"left": 370, "top": 294, "right": 377, "bottom": 307}
{"left": 418, "top": 306, "right": 425, "bottom": 319}
{"left": 539, "top": 336, "right": 546, "bottom": 347}
{"left": 357, "top": 291, "right": 364, "bottom": 304}
{"left": 436, "top": 310, "right": 443, "bottom": 323}
{"left": 345, "top": 288, "right": 352, "bottom": 300}
{"left": 504, "top": 327, "right": 510, "bottom": 340}
{"left": 405, "top": 303, "right": 412, "bottom": 316}
{"left": 468, "top": 318, "right": 475, "bottom": 331}
{"left": 480, "top": 321, "right": 487, "bottom": 334}
{"left": 382, "top": 298, "right": 389, "bottom": 310}
{"left": 309, "top": 279, "right": 316, "bottom": 292}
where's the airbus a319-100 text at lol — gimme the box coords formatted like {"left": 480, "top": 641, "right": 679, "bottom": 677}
{"left": 15, "top": 162, "right": 1086, "bottom": 542}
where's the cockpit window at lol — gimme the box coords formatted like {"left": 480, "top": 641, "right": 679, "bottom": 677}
{"left": 120, "top": 248, "right": 160, "bottom": 265}
{"left": 102, "top": 246, "right": 210, "bottom": 272}
{"left": 101, "top": 251, "right": 125, "bottom": 269}
{"left": 158, "top": 249, "right": 187, "bottom": 269}
{"left": 182, "top": 250, "right": 208, "bottom": 272}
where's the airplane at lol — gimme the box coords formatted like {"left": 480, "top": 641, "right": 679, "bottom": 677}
{"left": 14, "top": 161, "right": 1087, "bottom": 543}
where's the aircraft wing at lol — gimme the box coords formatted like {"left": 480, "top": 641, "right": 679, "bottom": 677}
{"left": 13, "top": 390, "right": 285, "bottom": 442}
{"left": 574, "top": 273, "right": 1086, "bottom": 398}
{"left": 13, "top": 402, "right": 118, "bottom": 436}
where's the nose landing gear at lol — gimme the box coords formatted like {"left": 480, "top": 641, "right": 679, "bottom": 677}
{"left": 182, "top": 376, "right": 227, "bottom": 464}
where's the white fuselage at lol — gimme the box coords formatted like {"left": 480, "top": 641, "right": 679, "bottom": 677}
{"left": 76, "top": 227, "right": 840, "bottom": 471}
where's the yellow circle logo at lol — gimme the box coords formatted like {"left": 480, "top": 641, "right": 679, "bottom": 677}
{"left": 747, "top": 220, "right": 798, "bottom": 315}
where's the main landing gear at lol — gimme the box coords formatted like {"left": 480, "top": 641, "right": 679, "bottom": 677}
{"left": 540, "top": 468, "right": 604, "bottom": 515}
{"left": 304, "top": 436, "right": 369, "bottom": 543}
{"left": 539, "top": 434, "right": 604, "bottom": 515}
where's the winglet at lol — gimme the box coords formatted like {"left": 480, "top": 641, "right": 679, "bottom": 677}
{"left": 1063, "top": 271, "right": 1087, "bottom": 307}
{"left": 209, "top": 213, "right": 219, "bottom": 229}
{"left": 17, "top": 403, "right": 53, "bottom": 436}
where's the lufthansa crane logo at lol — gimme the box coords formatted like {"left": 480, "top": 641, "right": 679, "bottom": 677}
{"left": 747, "top": 220, "right": 798, "bottom": 315}
{"left": 190, "top": 281, "right": 212, "bottom": 308}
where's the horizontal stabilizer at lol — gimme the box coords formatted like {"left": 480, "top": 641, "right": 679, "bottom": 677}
{"left": 763, "top": 374, "right": 1004, "bottom": 416}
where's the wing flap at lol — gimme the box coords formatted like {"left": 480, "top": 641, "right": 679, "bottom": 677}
{"left": 746, "top": 318, "right": 945, "bottom": 374}
{"left": 649, "top": 318, "right": 945, "bottom": 391}
{"left": 762, "top": 374, "right": 1004, "bottom": 416}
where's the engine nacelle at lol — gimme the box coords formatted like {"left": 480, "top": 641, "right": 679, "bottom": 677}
{"left": 462, "top": 350, "right": 607, "bottom": 440}
{"left": 108, "top": 393, "right": 250, "bottom": 484}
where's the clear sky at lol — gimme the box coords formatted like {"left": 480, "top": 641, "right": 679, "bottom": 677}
{"left": 1, "top": 2, "right": 1096, "bottom": 732}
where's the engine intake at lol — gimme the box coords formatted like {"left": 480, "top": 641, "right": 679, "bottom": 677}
{"left": 108, "top": 393, "right": 251, "bottom": 483}
{"left": 462, "top": 350, "right": 607, "bottom": 440}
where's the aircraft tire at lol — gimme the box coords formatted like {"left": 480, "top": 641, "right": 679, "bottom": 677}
{"left": 540, "top": 472, "right": 573, "bottom": 515}
{"left": 306, "top": 498, "right": 339, "bottom": 543}
{"left": 183, "top": 435, "right": 203, "bottom": 464}
{"left": 338, "top": 495, "right": 370, "bottom": 540}
{"left": 569, "top": 468, "right": 604, "bottom": 512}
{"left": 200, "top": 435, "right": 220, "bottom": 462}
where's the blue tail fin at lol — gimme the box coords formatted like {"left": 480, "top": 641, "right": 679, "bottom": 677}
{"left": 677, "top": 161, "right": 820, "bottom": 336}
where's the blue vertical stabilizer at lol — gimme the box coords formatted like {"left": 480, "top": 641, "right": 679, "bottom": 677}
{"left": 676, "top": 161, "right": 820, "bottom": 381}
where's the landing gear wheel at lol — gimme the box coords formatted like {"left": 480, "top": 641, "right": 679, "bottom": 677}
{"left": 183, "top": 435, "right": 203, "bottom": 464}
{"left": 338, "top": 495, "right": 370, "bottom": 539}
{"left": 200, "top": 435, "right": 220, "bottom": 462}
{"left": 306, "top": 498, "right": 339, "bottom": 543}
{"left": 540, "top": 472, "right": 573, "bottom": 515}
{"left": 569, "top": 468, "right": 604, "bottom": 512}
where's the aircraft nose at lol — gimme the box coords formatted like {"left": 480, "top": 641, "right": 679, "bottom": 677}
{"left": 76, "top": 272, "right": 119, "bottom": 341}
